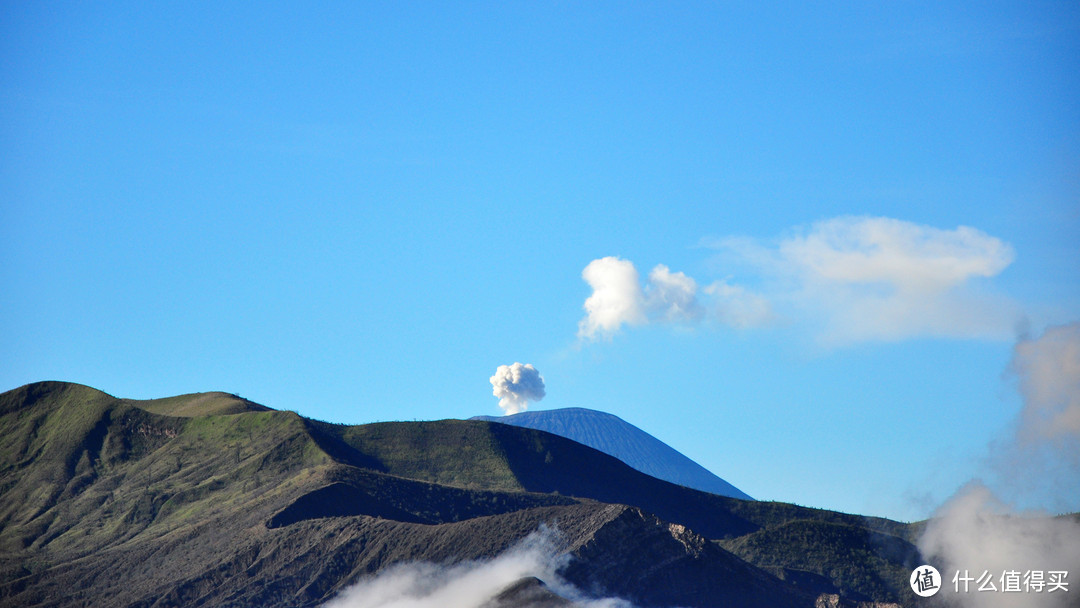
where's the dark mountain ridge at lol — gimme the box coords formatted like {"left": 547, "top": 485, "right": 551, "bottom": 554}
{"left": 1, "top": 381, "right": 923, "bottom": 607}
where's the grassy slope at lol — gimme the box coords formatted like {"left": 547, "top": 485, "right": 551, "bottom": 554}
{"left": 319, "top": 418, "right": 762, "bottom": 539}
{"left": 0, "top": 382, "right": 330, "bottom": 557}
{"left": 315, "top": 413, "right": 927, "bottom": 605}
{"left": 719, "top": 519, "right": 921, "bottom": 604}
{"left": 122, "top": 392, "right": 270, "bottom": 417}
{"left": 0, "top": 381, "right": 923, "bottom": 606}
{"left": 309, "top": 411, "right": 927, "bottom": 605}
{"left": 0, "top": 383, "right": 581, "bottom": 557}
{"left": 0, "top": 383, "right": 594, "bottom": 607}
{"left": 313, "top": 419, "right": 524, "bottom": 491}
{"left": 709, "top": 498, "right": 924, "bottom": 604}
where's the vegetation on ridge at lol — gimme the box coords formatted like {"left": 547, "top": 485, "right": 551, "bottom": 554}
{"left": 1, "top": 381, "right": 930, "bottom": 607}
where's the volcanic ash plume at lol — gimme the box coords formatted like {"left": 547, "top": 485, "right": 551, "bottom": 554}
{"left": 490, "top": 362, "right": 546, "bottom": 415}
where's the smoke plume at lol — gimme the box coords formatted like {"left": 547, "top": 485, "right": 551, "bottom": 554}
{"left": 917, "top": 323, "right": 1080, "bottom": 607}
{"left": 322, "top": 527, "right": 634, "bottom": 608}
{"left": 490, "top": 362, "right": 546, "bottom": 415}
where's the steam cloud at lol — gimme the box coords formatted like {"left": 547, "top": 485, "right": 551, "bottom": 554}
{"left": 577, "top": 217, "right": 1019, "bottom": 344}
{"left": 918, "top": 483, "right": 1080, "bottom": 608}
{"left": 490, "top": 362, "right": 545, "bottom": 415}
{"left": 1012, "top": 322, "right": 1080, "bottom": 445}
{"left": 989, "top": 322, "right": 1080, "bottom": 508}
{"left": 917, "top": 323, "right": 1080, "bottom": 608}
{"left": 322, "top": 527, "right": 634, "bottom": 608}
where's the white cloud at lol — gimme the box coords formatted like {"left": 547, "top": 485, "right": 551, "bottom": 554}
{"left": 490, "top": 362, "right": 546, "bottom": 415}
{"left": 779, "top": 216, "right": 1013, "bottom": 289}
{"left": 712, "top": 216, "right": 1020, "bottom": 345}
{"left": 577, "top": 216, "right": 1017, "bottom": 345}
{"left": 578, "top": 257, "right": 647, "bottom": 340}
{"left": 645, "top": 264, "right": 703, "bottom": 322}
{"left": 702, "top": 280, "right": 774, "bottom": 329}
{"left": 576, "top": 258, "right": 773, "bottom": 340}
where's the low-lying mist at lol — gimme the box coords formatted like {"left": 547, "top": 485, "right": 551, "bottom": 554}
{"left": 322, "top": 526, "right": 634, "bottom": 608}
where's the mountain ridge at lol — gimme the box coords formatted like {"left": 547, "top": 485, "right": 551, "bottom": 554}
{"left": 1, "top": 381, "right": 924, "bottom": 607}
{"left": 472, "top": 407, "right": 752, "bottom": 500}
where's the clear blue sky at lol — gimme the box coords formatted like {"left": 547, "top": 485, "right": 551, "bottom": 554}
{"left": 2, "top": 2, "right": 1077, "bottom": 522}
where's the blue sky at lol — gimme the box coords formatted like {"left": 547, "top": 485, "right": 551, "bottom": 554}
{"left": 2, "top": 2, "right": 1077, "bottom": 522}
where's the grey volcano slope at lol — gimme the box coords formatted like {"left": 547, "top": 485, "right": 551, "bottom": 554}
{"left": 473, "top": 407, "right": 752, "bottom": 500}
{"left": 1, "top": 382, "right": 923, "bottom": 608}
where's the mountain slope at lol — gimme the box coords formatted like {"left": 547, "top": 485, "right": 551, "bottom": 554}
{"left": 719, "top": 519, "right": 921, "bottom": 602}
{"left": 314, "top": 416, "right": 760, "bottom": 539}
{"left": 122, "top": 391, "right": 270, "bottom": 417}
{"left": 472, "top": 407, "right": 752, "bottom": 500}
{"left": 0, "top": 382, "right": 921, "bottom": 607}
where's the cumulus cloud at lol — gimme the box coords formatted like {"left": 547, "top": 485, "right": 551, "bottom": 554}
{"left": 322, "top": 527, "right": 634, "bottom": 608}
{"left": 578, "top": 257, "right": 648, "bottom": 340}
{"left": 490, "top": 362, "right": 546, "bottom": 415}
{"left": 711, "top": 216, "right": 1020, "bottom": 345}
{"left": 644, "top": 264, "right": 703, "bottom": 323}
{"left": 576, "top": 258, "right": 773, "bottom": 341}
{"left": 577, "top": 217, "right": 1018, "bottom": 345}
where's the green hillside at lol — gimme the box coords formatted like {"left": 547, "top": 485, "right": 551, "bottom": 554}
{"left": 122, "top": 392, "right": 270, "bottom": 417}
{"left": 0, "top": 383, "right": 578, "bottom": 558}
{"left": 311, "top": 419, "right": 525, "bottom": 491}
{"left": 317, "top": 417, "right": 762, "bottom": 539}
{"left": 0, "top": 382, "right": 928, "bottom": 607}
{"left": 0, "top": 382, "right": 328, "bottom": 557}
{"left": 719, "top": 519, "right": 920, "bottom": 603}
